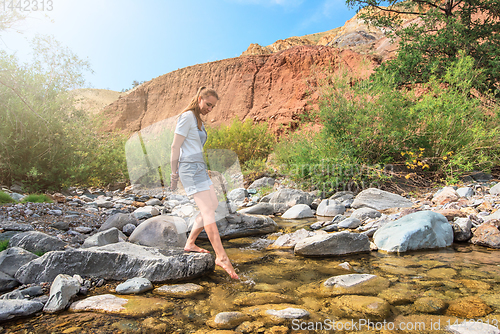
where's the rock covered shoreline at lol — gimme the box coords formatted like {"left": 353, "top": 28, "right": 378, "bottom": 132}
{"left": 0, "top": 177, "right": 500, "bottom": 332}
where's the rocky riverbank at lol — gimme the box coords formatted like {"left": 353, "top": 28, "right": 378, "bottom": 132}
{"left": 0, "top": 177, "right": 500, "bottom": 333}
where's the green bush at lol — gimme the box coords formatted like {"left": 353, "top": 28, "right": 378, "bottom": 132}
{"left": 0, "top": 240, "right": 9, "bottom": 252}
{"left": 20, "top": 194, "right": 53, "bottom": 203}
{"left": 0, "top": 35, "right": 128, "bottom": 191}
{"left": 273, "top": 129, "right": 384, "bottom": 195}
{"left": 205, "top": 118, "right": 275, "bottom": 168}
{"left": 275, "top": 54, "right": 499, "bottom": 189}
{"left": 319, "top": 54, "right": 500, "bottom": 182}
{"left": 0, "top": 191, "right": 15, "bottom": 204}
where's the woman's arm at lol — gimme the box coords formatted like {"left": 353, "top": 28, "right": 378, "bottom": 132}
{"left": 170, "top": 133, "right": 186, "bottom": 190}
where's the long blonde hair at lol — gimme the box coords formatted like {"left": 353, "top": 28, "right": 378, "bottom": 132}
{"left": 181, "top": 86, "right": 219, "bottom": 130}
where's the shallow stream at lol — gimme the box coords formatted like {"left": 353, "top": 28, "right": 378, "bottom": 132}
{"left": 2, "top": 217, "right": 500, "bottom": 334}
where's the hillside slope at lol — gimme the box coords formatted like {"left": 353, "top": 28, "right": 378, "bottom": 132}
{"left": 100, "top": 46, "right": 377, "bottom": 136}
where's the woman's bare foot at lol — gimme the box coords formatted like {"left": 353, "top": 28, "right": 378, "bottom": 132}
{"left": 184, "top": 244, "right": 210, "bottom": 253}
{"left": 215, "top": 257, "right": 239, "bottom": 279}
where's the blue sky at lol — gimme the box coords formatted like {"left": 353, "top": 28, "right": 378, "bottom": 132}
{"left": 1, "top": 0, "right": 357, "bottom": 91}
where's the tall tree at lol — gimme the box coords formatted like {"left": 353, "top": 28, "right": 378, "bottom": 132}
{"left": 346, "top": 0, "right": 500, "bottom": 94}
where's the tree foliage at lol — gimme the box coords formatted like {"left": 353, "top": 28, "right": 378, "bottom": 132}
{"left": 0, "top": 17, "right": 128, "bottom": 190}
{"left": 347, "top": 0, "right": 500, "bottom": 95}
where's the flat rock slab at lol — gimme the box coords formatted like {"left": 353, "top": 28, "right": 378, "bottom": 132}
{"left": 154, "top": 283, "right": 205, "bottom": 298}
{"left": 15, "top": 242, "right": 214, "bottom": 284}
{"left": 9, "top": 231, "right": 67, "bottom": 253}
{"left": 0, "top": 299, "right": 43, "bottom": 321}
{"left": 351, "top": 188, "right": 413, "bottom": 211}
{"left": 68, "top": 294, "right": 174, "bottom": 317}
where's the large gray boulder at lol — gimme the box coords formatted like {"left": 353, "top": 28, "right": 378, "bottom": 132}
{"left": 82, "top": 227, "right": 123, "bottom": 248}
{"left": 197, "top": 213, "right": 277, "bottom": 240}
{"left": 248, "top": 177, "right": 276, "bottom": 189}
{"left": 294, "top": 231, "right": 370, "bottom": 256}
{"left": 282, "top": 204, "right": 314, "bottom": 219}
{"left": 128, "top": 216, "right": 187, "bottom": 248}
{"left": 316, "top": 199, "right": 346, "bottom": 217}
{"left": 0, "top": 247, "right": 38, "bottom": 277}
{"left": 0, "top": 299, "right": 43, "bottom": 321}
{"left": 15, "top": 242, "right": 214, "bottom": 284}
{"left": 238, "top": 203, "right": 275, "bottom": 215}
{"left": 9, "top": 231, "right": 67, "bottom": 253}
{"left": 350, "top": 207, "right": 382, "bottom": 221}
{"left": 43, "top": 274, "right": 81, "bottom": 313}
{"left": 351, "top": 188, "right": 413, "bottom": 211}
{"left": 269, "top": 188, "right": 315, "bottom": 206}
{"left": 99, "top": 213, "right": 139, "bottom": 232}
{"left": 373, "top": 211, "right": 453, "bottom": 253}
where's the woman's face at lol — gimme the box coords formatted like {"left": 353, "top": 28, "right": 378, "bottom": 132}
{"left": 199, "top": 95, "right": 218, "bottom": 115}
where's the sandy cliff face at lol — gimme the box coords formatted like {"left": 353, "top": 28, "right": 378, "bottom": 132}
{"left": 101, "top": 46, "right": 377, "bottom": 136}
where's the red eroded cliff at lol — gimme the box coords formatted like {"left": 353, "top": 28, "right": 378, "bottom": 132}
{"left": 101, "top": 45, "right": 378, "bottom": 135}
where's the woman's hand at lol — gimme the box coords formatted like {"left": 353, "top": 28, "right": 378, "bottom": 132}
{"left": 170, "top": 173, "right": 179, "bottom": 191}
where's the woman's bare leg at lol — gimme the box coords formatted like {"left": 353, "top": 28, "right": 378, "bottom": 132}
{"left": 192, "top": 185, "right": 238, "bottom": 279}
{"left": 184, "top": 214, "right": 209, "bottom": 253}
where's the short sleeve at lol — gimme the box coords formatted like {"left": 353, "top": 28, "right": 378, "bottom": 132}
{"left": 175, "top": 111, "right": 195, "bottom": 137}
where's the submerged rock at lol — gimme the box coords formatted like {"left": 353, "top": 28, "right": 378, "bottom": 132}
{"left": 322, "top": 274, "right": 390, "bottom": 296}
{"left": 329, "top": 295, "right": 391, "bottom": 321}
{"left": 154, "top": 283, "right": 204, "bottom": 298}
{"left": 207, "top": 311, "right": 250, "bottom": 330}
{"left": 266, "top": 307, "right": 309, "bottom": 319}
{"left": 68, "top": 294, "right": 173, "bottom": 317}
